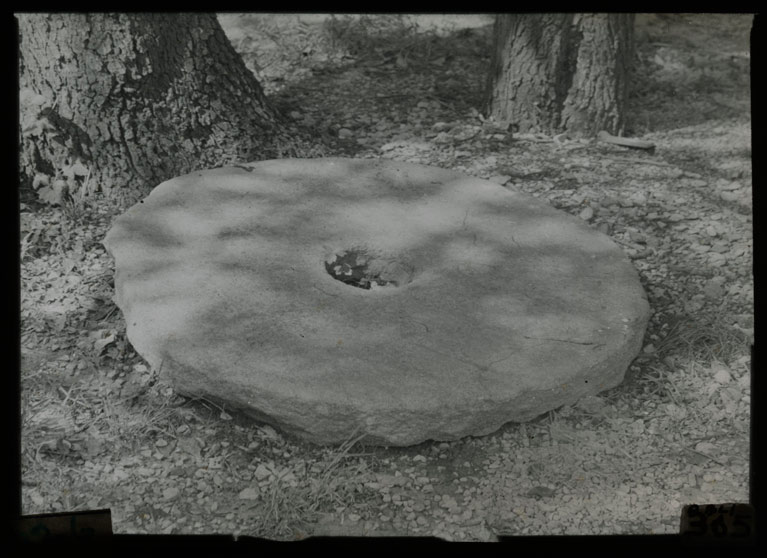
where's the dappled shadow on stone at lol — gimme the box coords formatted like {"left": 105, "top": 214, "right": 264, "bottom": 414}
{"left": 104, "top": 158, "right": 650, "bottom": 446}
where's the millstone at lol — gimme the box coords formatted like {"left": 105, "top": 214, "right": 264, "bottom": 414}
{"left": 103, "top": 158, "right": 650, "bottom": 446}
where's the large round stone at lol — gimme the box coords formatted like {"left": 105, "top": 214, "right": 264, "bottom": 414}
{"left": 103, "top": 158, "right": 650, "bottom": 446}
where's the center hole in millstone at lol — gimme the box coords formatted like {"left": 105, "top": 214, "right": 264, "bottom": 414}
{"left": 325, "top": 249, "right": 387, "bottom": 290}
{"left": 325, "top": 248, "right": 414, "bottom": 290}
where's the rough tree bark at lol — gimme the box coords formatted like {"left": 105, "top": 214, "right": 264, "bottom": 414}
{"left": 18, "top": 13, "right": 320, "bottom": 202}
{"left": 485, "top": 13, "right": 635, "bottom": 137}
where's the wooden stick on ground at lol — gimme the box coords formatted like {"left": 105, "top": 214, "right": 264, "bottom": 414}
{"left": 597, "top": 130, "right": 656, "bottom": 152}
{"left": 603, "top": 156, "right": 678, "bottom": 169}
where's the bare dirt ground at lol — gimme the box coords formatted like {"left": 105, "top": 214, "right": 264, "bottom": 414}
{"left": 19, "top": 14, "right": 752, "bottom": 540}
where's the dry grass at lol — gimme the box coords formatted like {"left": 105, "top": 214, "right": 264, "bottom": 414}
{"left": 653, "top": 310, "right": 750, "bottom": 365}
{"left": 246, "top": 429, "right": 375, "bottom": 539}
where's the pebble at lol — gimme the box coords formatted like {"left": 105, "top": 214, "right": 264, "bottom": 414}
{"left": 713, "top": 367, "right": 733, "bottom": 384}
{"left": 597, "top": 222, "right": 611, "bottom": 235}
{"left": 338, "top": 128, "right": 353, "bottom": 139}
{"left": 703, "top": 281, "right": 725, "bottom": 299}
{"left": 708, "top": 253, "right": 727, "bottom": 266}
{"left": 487, "top": 175, "right": 511, "bottom": 185}
{"left": 579, "top": 207, "right": 594, "bottom": 221}
{"left": 717, "top": 180, "right": 742, "bottom": 191}
{"left": 237, "top": 487, "right": 259, "bottom": 500}
{"left": 254, "top": 464, "right": 272, "bottom": 481}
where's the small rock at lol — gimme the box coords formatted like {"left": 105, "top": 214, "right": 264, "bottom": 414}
{"left": 643, "top": 343, "right": 656, "bottom": 354}
{"left": 440, "top": 495, "right": 458, "bottom": 509}
{"left": 289, "top": 111, "right": 302, "bottom": 120}
{"left": 718, "top": 180, "right": 741, "bottom": 191}
{"left": 338, "top": 128, "right": 353, "bottom": 139}
{"left": 380, "top": 141, "right": 401, "bottom": 152}
{"left": 238, "top": 487, "right": 259, "bottom": 500}
{"left": 687, "top": 179, "right": 708, "bottom": 188}
{"left": 254, "top": 463, "right": 272, "bottom": 481}
{"left": 487, "top": 175, "right": 511, "bottom": 185}
{"left": 413, "top": 454, "right": 427, "bottom": 462}
{"left": 713, "top": 366, "right": 733, "bottom": 384}
{"left": 258, "top": 425, "right": 279, "bottom": 439}
{"left": 526, "top": 486, "right": 556, "bottom": 498}
{"left": 575, "top": 395, "right": 606, "bottom": 414}
{"left": 708, "top": 253, "right": 727, "bottom": 266}
{"left": 347, "top": 513, "right": 361, "bottom": 522}
{"left": 579, "top": 207, "right": 594, "bottom": 221}
{"left": 703, "top": 280, "right": 725, "bottom": 299}
{"left": 720, "top": 191, "right": 739, "bottom": 202}
{"left": 630, "top": 248, "right": 652, "bottom": 260}
{"left": 630, "top": 419, "right": 645, "bottom": 434}
{"left": 163, "top": 487, "right": 180, "bottom": 500}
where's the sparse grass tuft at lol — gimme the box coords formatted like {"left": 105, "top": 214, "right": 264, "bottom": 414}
{"left": 653, "top": 311, "right": 751, "bottom": 365}
{"left": 247, "top": 428, "right": 376, "bottom": 539}
{"left": 634, "top": 364, "right": 684, "bottom": 405}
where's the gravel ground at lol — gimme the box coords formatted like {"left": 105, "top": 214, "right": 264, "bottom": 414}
{"left": 19, "top": 13, "right": 752, "bottom": 541}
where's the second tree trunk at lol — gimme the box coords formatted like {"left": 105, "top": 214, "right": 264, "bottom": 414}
{"left": 485, "top": 14, "right": 635, "bottom": 137}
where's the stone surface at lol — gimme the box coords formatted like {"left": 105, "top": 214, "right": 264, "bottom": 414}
{"left": 103, "top": 158, "right": 650, "bottom": 446}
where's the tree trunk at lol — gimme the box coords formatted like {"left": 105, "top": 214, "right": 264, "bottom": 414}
{"left": 18, "top": 13, "right": 319, "bottom": 203}
{"left": 485, "top": 13, "right": 635, "bottom": 137}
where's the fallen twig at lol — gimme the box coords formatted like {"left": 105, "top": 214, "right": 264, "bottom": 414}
{"left": 597, "top": 130, "right": 656, "bottom": 152}
{"left": 682, "top": 445, "right": 726, "bottom": 467}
